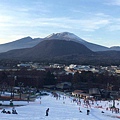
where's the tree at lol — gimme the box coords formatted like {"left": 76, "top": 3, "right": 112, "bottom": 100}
{"left": 0, "top": 72, "right": 8, "bottom": 84}
{"left": 44, "top": 71, "right": 56, "bottom": 85}
{"left": 72, "top": 71, "right": 81, "bottom": 84}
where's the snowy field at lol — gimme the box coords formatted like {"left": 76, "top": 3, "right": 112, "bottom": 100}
{"left": 0, "top": 91, "right": 120, "bottom": 120}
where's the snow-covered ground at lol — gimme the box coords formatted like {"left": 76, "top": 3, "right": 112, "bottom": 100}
{"left": 0, "top": 91, "right": 120, "bottom": 120}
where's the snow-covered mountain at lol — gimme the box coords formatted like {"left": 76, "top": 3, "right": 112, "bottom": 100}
{"left": 0, "top": 32, "right": 119, "bottom": 53}
{"left": 44, "top": 32, "right": 109, "bottom": 51}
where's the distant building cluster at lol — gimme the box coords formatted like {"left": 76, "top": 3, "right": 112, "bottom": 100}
{"left": 65, "top": 64, "right": 120, "bottom": 76}
{"left": 0, "top": 62, "right": 120, "bottom": 76}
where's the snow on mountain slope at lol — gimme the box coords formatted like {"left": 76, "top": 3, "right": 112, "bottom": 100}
{"left": 45, "top": 32, "right": 85, "bottom": 43}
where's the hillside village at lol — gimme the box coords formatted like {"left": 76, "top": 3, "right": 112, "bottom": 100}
{"left": 0, "top": 62, "right": 120, "bottom": 102}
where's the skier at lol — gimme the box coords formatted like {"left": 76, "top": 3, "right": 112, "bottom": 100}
{"left": 101, "top": 111, "right": 104, "bottom": 113}
{"left": 1, "top": 109, "right": 6, "bottom": 113}
{"left": 27, "top": 95, "right": 30, "bottom": 103}
{"left": 46, "top": 108, "right": 49, "bottom": 116}
{"left": 6, "top": 111, "right": 11, "bottom": 114}
{"left": 14, "top": 110, "right": 18, "bottom": 114}
{"left": 12, "top": 107, "right": 18, "bottom": 114}
{"left": 12, "top": 107, "right": 15, "bottom": 113}
{"left": 87, "top": 109, "right": 90, "bottom": 115}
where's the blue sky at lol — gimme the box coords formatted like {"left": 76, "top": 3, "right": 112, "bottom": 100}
{"left": 0, "top": 0, "right": 120, "bottom": 47}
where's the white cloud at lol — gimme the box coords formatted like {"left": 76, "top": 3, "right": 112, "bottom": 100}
{"left": 105, "top": 17, "right": 120, "bottom": 31}
{"left": 16, "top": 17, "right": 110, "bottom": 31}
{"left": 0, "top": 15, "right": 12, "bottom": 22}
{"left": 108, "top": 25, "right": 120, "bottom": 31}
{"left": 0, "top": 14, "right": 111, "bottom": 34}
{"left": 105, "top": 0, "right": 120, "bottom": 6}
{"left": 0, "top": 0, "right": 112, "bottom": 33}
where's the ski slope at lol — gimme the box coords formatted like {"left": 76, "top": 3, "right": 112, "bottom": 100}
{"left": 0, "top": 92, "right": 120, "bottom": 120}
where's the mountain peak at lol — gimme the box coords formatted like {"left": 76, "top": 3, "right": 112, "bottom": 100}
{"left": 45, "top": 32, "right": 85, "bottom": 42}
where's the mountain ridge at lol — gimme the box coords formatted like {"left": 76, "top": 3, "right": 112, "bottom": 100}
{"left": 0, "top": 38, "right": 120, "bottom": 65}
{"left": 0, "top": 40, "right": 94, "bottom": 60}
{"left": 0, "top": 37, "right": 42, "bottom": 53}
{"left": 0, "top": 32, "right": 119, "bottom": 53}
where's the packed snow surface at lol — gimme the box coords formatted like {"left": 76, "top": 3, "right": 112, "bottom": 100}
{"left": 0, "top": 91, "right": 120, "bottom": 120}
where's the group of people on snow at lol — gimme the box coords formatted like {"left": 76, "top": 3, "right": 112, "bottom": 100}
{"left": 1, "top": 107, "right": 18, "bottom": 114}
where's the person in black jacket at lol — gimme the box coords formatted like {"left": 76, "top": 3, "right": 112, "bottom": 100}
{"left": 46, "top": 108, "right": 49, "bottom": 116}
{"left": 87, "top": 110, "right": 90, "bottom": 115}
{"left": 1, "top": 109, "right": 6, "bottom": 113}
